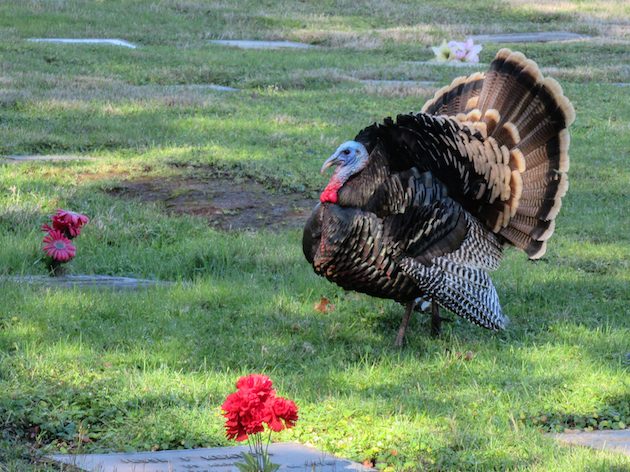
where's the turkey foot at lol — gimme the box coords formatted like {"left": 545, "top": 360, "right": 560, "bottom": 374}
{"left": 394, "top": 300, "right": 416, "bottom": 347}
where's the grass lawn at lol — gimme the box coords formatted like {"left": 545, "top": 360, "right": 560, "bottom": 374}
{"left": 1, "top": 1, "right": 629, "bottom": 470}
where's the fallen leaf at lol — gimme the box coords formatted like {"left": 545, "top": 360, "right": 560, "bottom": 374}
{"left": 314, "top": 297, "right": 335, "bottom": 313}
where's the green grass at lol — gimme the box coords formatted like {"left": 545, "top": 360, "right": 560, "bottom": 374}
{"left": 1, "top": 1, "right": 630, "bottom": 471}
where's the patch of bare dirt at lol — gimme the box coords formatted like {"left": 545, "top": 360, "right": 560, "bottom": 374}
{"left": 105, "top": 173, "right": 316, "bottom": 231}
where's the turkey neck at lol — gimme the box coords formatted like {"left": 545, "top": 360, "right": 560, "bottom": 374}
{"left": 336, "top": 142, "right": 391, "bottom": 208}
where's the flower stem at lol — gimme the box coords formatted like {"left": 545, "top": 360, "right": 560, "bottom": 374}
{"left": 46, "top": 259, "right": 66, "bottom": 277}
{"left": 265, "top": 429, "right": 271, "bottom": 456}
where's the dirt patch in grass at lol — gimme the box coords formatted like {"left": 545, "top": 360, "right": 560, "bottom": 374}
{"left": 105, "top": 171, "right": 316, "bottom": 231}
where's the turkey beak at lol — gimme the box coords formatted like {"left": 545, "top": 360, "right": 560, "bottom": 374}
{"left": 320, "top": 153, "right": 341, "bottom": 174}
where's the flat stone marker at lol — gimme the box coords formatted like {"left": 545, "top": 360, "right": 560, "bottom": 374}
{"left": 28, "top": 38, "right": 137, "bottom": 48}
{"left": 201, "top": 84, "right": 239, "bottom": 92}
{"left": 210, "top": 40, "right": 313, "bottom": 50}
{"left": 410, "top": 61, "right": 486, "bottom": 68}
{"left": 49, "top": 442, "right": 373, "bottom": 471}
{"left": 155, "top": 84, "right": 239, "bottom": 92}
{"left": 360, "top": 79, "right": 437, "bottom": 87}
{"left": 3, "top": 275, "right": 171, "bottom": 290}
{"left": 471, "top": 32, "right": 589, "bottom": 43}
{"left": 1, "top": 154, "right": 95, "bottom": 163}
{"left": 554, "top": 429, "right": 630, "bottom": 456}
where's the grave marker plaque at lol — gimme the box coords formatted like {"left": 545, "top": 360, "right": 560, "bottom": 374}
{"left": 471, "top": 32, "right": 589, "bottom": 43}
{"left": 28, "top": 38, "right": 137, "bottom": 48}
{"left": 554, "top": 429, "right": 630, "bottom": 456}
{"left": 2, "top": 275, "right": 171, "bottom": 290}
{"left": 209, "top": 40, "right": 313, "bottom": 50}
{"left": 50, "top": 442, "right": 374, "bottom": 471}
{"left": 1, "top": 154, "right": 95, "bottom": 163}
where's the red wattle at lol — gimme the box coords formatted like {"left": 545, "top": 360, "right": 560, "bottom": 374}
{"left": 320, "top": 178, "right": 342, "bottom": 204}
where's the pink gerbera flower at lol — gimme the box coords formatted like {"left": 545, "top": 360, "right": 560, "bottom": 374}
{"left": 43, "top": 230, "right": 76, "bottom": 262}
{"left": 52, "top": 209, "right": 89, "bottom": 238}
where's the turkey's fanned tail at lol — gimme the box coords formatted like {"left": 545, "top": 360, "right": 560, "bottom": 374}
{"left": 422, "top": 48, "right": 575, "bottom": 259}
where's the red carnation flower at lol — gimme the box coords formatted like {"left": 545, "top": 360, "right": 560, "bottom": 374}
{"left": 52, "top": 209, "right": 89, "bottom": 238}
{"left": 43, "top": 230, "right": 76, "bottom": 262}
{"left": 222, "top": 375, "right": 274, "bottom": 441}
{"left": 221, "top": 374, "right": 299, "bottom": 471}
{"left": 236, "top": 374, "right": 275, "bottom": 398}
{"left": 222, "top": 388, "right": 269, "bottom": 441}
{"left": 268, "top": 397, "right": 299, "bottom": 432}
{"left": 221, "top": 374, "right": 298, "bottom": 443}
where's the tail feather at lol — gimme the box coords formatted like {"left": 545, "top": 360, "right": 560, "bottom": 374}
{"left": 421, "top": 48, "right": 574, "bottom": 259}
{"left": 499, "top": 227, "right": 546, "bottom": 257}
{"left": 509, "top": 214, "right": 555, "bottom": 241}
{"left": 422, "top": 72, "right": 485, "bottom": 116}
{"left": 482, "top": 52, "right": 573, "bottom": 259}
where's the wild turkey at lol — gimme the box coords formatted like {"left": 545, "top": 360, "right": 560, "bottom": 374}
{"left": 303, "top": 49, "right": 575, "bottom": 345}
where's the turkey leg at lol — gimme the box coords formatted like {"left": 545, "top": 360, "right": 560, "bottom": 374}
{"left": 394, "top": 300, "right": 415, "bottom": 347}
{"left": 430, "top": 301, "right": 441, "bottom": 336}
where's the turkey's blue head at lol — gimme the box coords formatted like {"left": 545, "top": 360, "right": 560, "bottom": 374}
{"left": 320, "top": 141, "right": 369, "bottom": 204}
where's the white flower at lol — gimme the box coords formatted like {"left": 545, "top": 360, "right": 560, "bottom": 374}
{"left": 431, "top": 41, "right": 453, "bottom": 62}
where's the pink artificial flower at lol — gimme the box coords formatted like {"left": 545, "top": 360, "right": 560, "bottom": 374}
{"left": 461, "top": 38, "right": 482, "bottom": 63}
{"left": 443, "top": 38, "right": 482, "bottom": 63}
{"left": 41, "top": 223, "right": 54, "bottom": 233}
{"left": 447, "top": 40, "right": 466, "bottom": 60}
{"left": 52, "top": 209, "right": 89, "bottom": 238}
{"left": 42, "top": 230, "right": 76, "bottom": 262}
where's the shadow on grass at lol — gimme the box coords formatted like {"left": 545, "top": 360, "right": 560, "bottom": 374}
{"left": 1, "top": 164, "right": 628, "bottom": 470}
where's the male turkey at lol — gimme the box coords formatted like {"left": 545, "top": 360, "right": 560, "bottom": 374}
{"left": 302, "top": 49, "right": 575, "bottom": 346}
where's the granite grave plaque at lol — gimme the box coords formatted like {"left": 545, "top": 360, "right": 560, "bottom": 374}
{"left": 2, "top": 275, "right": 171, "bottom": 290}
{"left": 409, "top": 61, "right": 486, "bottom": 68}
{"left": 50, "top": 442, "right": 374, "bottom": 471}
{"left": 554, "top": 429, "right": 630, "bottom": 456}
{"left": 359, "top": 79, "right": 437, "bottom": 87}
{"left": 28, "top": 38, "right": 137, "bottom": 48}
{"left": 1, "top": 154, "right": 95, "bottom": 163}
{"left": 471, "top": 32, "right": 589, "bottom": 43}
{"left": 209, "top": 40, "right": 313, "bottom": 50}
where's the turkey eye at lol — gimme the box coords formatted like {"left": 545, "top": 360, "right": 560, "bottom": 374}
{"left": 342, "top": 149, "right": 350, "bottom": 155}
